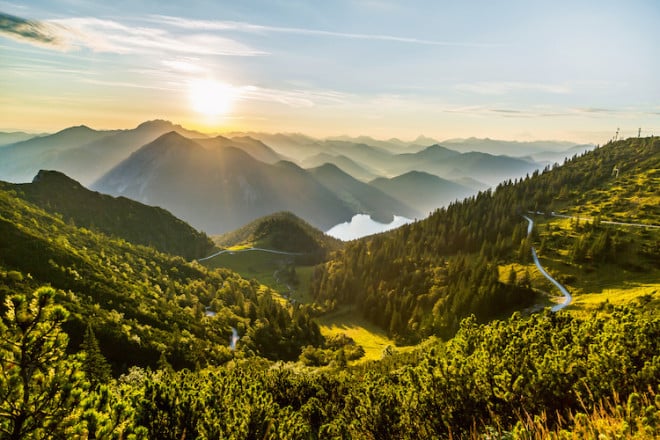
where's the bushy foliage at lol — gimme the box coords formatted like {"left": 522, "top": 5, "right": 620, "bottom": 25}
{"left": 4, "top": 292, "right": 656, "bottom": 439}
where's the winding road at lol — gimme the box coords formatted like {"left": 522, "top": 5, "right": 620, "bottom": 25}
{"left": 523, "top": 215, "right": 572, "bottom": 312}
{"left": 198, "top": 247, "right": 304, "bottom": 262}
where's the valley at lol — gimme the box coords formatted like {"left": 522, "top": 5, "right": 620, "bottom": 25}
{"left": 2, "top": 1, "right": 658, "bottom": 436}
{"left": 0, "top": 132, "right": 657, "bottom": 439}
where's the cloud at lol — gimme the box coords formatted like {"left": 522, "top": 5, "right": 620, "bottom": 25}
{"left": 455, "top": 81, "right": 571, "bottom": 95}
{"left": 81, "top": 78, "right": 179, "bottom": 92}
{"left": 150, "top": 15, "right": 502, "bottom": 48}
{"left": 49, "top": 17, "right": 265, "bottom": 56}
{"left": 0, "top": 12, "right": 66, "bottom": 48}
{"left": 0, "top": 13, "right": 265, "bottom": 56}
{"left": 575, "top": 107, "right": 615, "bottom": 114}
{"left": 238, "top": 86, "right": 350, "bottom": 108}
{"left": 161, "top": 58, "right": 207, "bottom": 74}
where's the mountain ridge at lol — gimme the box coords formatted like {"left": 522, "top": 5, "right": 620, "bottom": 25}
{"left": 0, "top": 169, "right": 214, "bottom": 259}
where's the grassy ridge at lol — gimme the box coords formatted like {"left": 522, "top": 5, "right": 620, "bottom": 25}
{"left": 530, "top": 215, "right": 659, "bottom": 315}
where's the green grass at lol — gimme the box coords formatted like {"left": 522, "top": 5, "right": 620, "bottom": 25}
{"left": 200, "top": 249, "right": 317, "bottom": 304}
{"left": 570, "top": 282, "right": 658, "bottom": 314}
{"left": 528, "top": 216, "right": 660, "bottom": 316}
{"left": 226, "top": 244, "right": 252, "bottom": 251}
{"left": 316, "top": 306, "right": 413, "bottom": 362}
{"left": 561, "top": 167, "right": 660, "bottom": 225}
{"left": 202, "top": 250, "right": 284, "bottom": 289}
{"left": 291, "top": 266, "right": 315, "bottom": 304}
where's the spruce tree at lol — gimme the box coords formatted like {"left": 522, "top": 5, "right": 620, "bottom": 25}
{"left": 81, "top": 324, "right": 112, "bottom": 387}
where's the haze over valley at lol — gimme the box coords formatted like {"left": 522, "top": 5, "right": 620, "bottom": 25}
{"left": 0, "top": 119, "right": 590, "bottom": 236}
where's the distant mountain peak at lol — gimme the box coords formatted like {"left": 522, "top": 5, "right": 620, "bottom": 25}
{"left": 136, "top": 119, "right": 176, "bottom": 130}
{"left": 58, "top": 124, "right": 96, "bottom": 134}
{"left": 413, "top": 134, "right": 439, "bottom": 145}
{"left": 133, "top": 131, "right": 204, "bottom": 159}
{"left": 151, "top": 130, "right": 193, "bottom": 145}
{"left": 313, "top": 162, "right": 345, "bottom": 174}
{"left": 275, "top": 160, "right": 306, "bottom": 172}
{"left": 32, "top": 169, "right": 84, "bottom": 189}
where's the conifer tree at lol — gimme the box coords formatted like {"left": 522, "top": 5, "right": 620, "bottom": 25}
{"left": 0, "top": 287, "right": 85, "bottom": 439}
{"left": 81, "top": 324, "right": 112, "bottom": 387}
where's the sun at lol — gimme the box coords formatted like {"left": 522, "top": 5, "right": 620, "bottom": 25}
{"left": 188, "top": 79, "right": 237, "bottom": 118}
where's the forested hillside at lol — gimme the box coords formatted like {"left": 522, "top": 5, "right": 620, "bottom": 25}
{"left": 0, "top": 188, "right": 323, "bottom": 370}
{"left": 0, "top": 170, "right": 214, "bottom": 260}
{"left": 213, "top": 211, "right": 342, "bottom": 264}
{"left": 311, "top": 137, "right": 659, "bottom": 341}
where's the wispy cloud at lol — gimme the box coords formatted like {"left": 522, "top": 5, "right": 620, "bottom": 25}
{"left": 0, "top": 12, "right": 265, "bottom": 56}
{"left": 81, "top": 78, "right": 179, "bottom": 92}
{"left": 455, "top": 81, "right": 571, "bottom": 95}
{"left": 161, "top": 58, "right": 207, "bottom": 74}
{"left": 0, "top": 12, "right": 67, "bottom": 49}
{"left": 574, "top": 107, "right": 615, "bottom": 114}
{"left": 151, "top": 15, "right": 503, "bottom": 48}
{"left": 49, "top": 17, "right": 265, "bottom": 56}
{"left": 238, "top": 86, "right": 351, "bottom": 108}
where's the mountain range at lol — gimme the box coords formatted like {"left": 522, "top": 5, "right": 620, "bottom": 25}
{"left": 92, "top": 132, "right": 362, "bottom": 234}
{"left": 0, "top": 120, "right": 598, "bottom": 236}
{"left": 0, "top": 120, "right": 207, "bottom": 185}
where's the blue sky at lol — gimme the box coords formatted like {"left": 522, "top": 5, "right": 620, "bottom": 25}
{"left": 1, "top": 0, "right": 659, "bottom": 143}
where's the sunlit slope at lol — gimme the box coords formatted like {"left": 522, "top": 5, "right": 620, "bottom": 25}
{"left": 310, "top": 137, "right": 659, "bottom": 342}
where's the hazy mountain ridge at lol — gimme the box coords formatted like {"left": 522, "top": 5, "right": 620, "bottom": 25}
{"left": 0, "top": 125, "right": 110, "bottom": 183}
{"left": 370, "top": 171, "right": 476, "bottom": 215}
{"left": 0, "top": 121, "right": 597, "bottom": 238}
{"left": 301, "top": 153, "right": 379, "bottom": 182}
{"left": 195, "top": 135, "right": 284, "bottom": 164}
{"left": 440, "top": 137, "right": 594, "bottom": 156}
{"left": 0, "top": 169, "right": 214, "bottom": 259}
{"left": 0, "top": 120, "right": 208, "bottom": 185}
{"left": 0, "top": 131, "right": 47, "bottom": 146}
{"left": 386, "top": 147, "right": 540, "bottom": 186}
{"left": 231, "top": 132, "right": 545, "bottom": 185}
{"left": 309, "top": 163, "right": 421, "bottom": 223}
{"left": 93, "top": 132, "right": 358, "bottom": 234}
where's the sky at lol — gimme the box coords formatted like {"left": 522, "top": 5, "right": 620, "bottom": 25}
{"left": 1, "top": 0, "right": 659, "bottom": 143}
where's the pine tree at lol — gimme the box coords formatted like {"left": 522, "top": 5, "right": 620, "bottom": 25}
{"left": 0, "top": 287, "right": 85, "bottom": 439}
{"left": 81, "top": 324, "right": 112, "bottom": 387}
{"left": 507, "top": 267, "right": 517, "bottom": 285}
